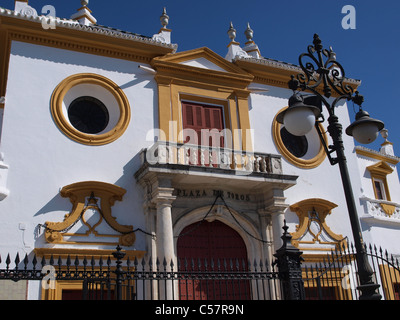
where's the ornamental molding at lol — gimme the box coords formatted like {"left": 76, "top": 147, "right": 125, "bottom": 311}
{"left": 0, "top": 7, "right": 177, "bottom": 52}
{"left": 44, "top": 181, "right": 136, "bottom": 247}
{"left": 289, "top": 198, "right": 346, "bottom": 251}
{"left": 360, "top": 196, "right": 400, "bottom": 226}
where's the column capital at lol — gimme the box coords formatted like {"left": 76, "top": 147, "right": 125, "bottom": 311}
{"left": 152, "top": 186, "right": 176, "bottom": 206}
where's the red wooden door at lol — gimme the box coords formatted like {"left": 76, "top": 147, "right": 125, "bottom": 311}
{"left": 177, "top": 220, "right": 250, "bottom": 300}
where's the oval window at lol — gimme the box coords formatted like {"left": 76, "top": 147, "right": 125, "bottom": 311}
{"left": 273, "top": 106, "right": 327, "bottom": 169}
{"left": 280, "top": 127, "right": 308, "bottom": 158}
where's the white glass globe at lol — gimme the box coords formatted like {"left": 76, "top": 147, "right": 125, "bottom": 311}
{"left": 351, "top": 122, "right": 379, "bottom": 144}
{"left": 283, "top": 107, "right": 316, "bottom": 136}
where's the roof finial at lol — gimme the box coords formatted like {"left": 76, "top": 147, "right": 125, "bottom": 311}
{"left": 227, "top": 22, "right": 236, "bottom": 42}
{"left": 379, "top": 128, "right": 395, "bottom": 156}
{"left": 160, "top": 7, "right": 169, "bottom": 29}
{"left": 243, "top": 23, "right": 261, "bottom": 59}
{"left": 244, "top": 22, "right": 253, "bottom": 42}
{"left": 71, "top": 0, "right": 97, "bottom": 25}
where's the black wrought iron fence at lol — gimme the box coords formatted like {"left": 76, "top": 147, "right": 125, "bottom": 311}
{"left": 303, "top": 243, "right": 400, "bottom": 300}
{"left": 0, "top": 241, "right": 399, "bottom": 300}
{"left": 0, "top": 246, "right": 282, "bottom": 300}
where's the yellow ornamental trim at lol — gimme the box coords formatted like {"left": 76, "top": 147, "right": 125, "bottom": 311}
{"left": 51, "top": 73, "right": 131, "bottom": 145}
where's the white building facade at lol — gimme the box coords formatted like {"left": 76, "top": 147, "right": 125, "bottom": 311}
{"left": 0, "top": 1, "right": 399, "bottom": 300}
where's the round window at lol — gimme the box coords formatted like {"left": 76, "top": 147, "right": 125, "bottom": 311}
{"left": 68, "top": 96, "right": 109, "bottom": 134}
{"left": 51, "top": 73, "right": 131, "bottom": 145}
{"left": 273, "top": 106, "right": 327, "bottom": 169}
{"left": 280, "top": 127, "right": 308, "bottom": 158}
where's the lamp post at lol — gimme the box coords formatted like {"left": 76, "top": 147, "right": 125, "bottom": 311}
{"left": 277, "top": 34, "right": 383, "bottom": 300}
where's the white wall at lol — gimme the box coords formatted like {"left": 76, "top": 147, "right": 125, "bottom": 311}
{"left": 0, "top": 41, "right": 159, "bottom": 255}
{"left": 248, "top": 83, "right": 366, "bottom": 245}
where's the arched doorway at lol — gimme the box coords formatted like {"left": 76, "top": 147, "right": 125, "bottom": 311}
{"left": 177, "top": 220, "right": 251, "bottom": 300}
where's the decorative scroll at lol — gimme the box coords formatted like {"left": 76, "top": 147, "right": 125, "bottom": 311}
{"left": 290, "top": 198, "right": 346, "bottom": 251}
{"left": 45, "top": 181, "right": 135, "bottom": 246}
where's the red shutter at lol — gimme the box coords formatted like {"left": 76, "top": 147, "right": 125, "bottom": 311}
{"left": 182, "top": 102, "right": 224, "bottom": 147}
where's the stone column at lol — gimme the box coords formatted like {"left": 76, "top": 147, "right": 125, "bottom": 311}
{"left": 153, "top": 185, "right": 176, "bottom": 300}
{"left": 155, "top": 191, "right": 176, "bottom": 263}
{"left": 271, "top": 211, "right": 285, "bottom": 250}
{"left": 262, "top": 188, "right": 288, "bottom": 253}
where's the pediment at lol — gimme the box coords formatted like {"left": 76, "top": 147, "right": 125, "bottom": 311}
{"left": 152, "top": 47, "right": 253, "bottom": 78}
{"left": 367, "top": 161, "right": 393, "bottom": 175}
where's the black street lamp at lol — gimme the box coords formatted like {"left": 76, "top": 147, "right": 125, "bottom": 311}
{"left": 277, "top": 34, "right": 383, "bottom": 300}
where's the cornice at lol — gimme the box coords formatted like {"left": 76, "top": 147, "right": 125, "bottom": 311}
{"left": 355, "top": 146, "right": 400, "bottom": 165}
{"left": 0, "top": 8, "right": 177, "bottom": 62}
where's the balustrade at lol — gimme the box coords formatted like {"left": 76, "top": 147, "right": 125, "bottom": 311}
{"left": 143, "top": 142, "right": 283, "bottom": 175}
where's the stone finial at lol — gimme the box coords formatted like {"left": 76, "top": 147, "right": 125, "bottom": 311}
{"left": 160, "top": 7, "right": 169, "bottom": 29}
{"left": 379, "top": 129, "right": 395, "bottom": 156}
{"left": 244, "top": 22, "right": 253, "bottom": 42}
{"left": 227, "top": 22, "right": 237, "bottom": 42}
{"left": 381, "top": 128, "right": 389, "bottom": 142}
{"left": 225, "top": 22, "right": 250, "bottom": 61}
{"left": 243, "top": 22, "right": 261, "bottom": 59}
{"left": 152, "top": 8, "right": 171, "bottom": 44}
{"left": 71, "top": 0, "right": 97, "bottom": 25}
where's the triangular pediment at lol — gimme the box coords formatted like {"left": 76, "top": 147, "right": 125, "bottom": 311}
{"left": 367, "top": 161, "right": 394, "bottom": 175}
{"left": 152, "top": 47, "right": 253, "bottom": 77}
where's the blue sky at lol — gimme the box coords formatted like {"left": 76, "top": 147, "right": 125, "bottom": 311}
{"left": 2, "top": 0, "right": 400, "bottom": 156}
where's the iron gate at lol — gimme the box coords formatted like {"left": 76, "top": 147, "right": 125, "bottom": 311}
{"left": 303, "top": 243, "right": 400, "bottom": 300}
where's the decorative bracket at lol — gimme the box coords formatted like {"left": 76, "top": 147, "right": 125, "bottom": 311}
{"left": 45, "top": 181, "right": 135, "bottom": 246}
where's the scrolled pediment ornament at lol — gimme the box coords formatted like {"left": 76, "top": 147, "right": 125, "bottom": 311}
{"left": 42, "top": 181, "right": 136, "bottom": 247}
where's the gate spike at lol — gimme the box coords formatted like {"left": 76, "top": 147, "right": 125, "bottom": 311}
{"left": 57, "top": 256, "right": 63, "bottom": 269}
{"left": 196, "top": 258, "right": 201, "bottom": 271}
{"left": 40, "top": 256, "right": 46, "bottom": 268}
{"left": 32, "top": 255, "right": 37, "bottom": 270}
{"left": 23, "top": 254, "right": 29, "bottom": 270}
{"left": 6, "top": 254, "right": 11, "bottom": 270}
{"left": 15, "top": 252, "right": 20, "bottom": 268}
